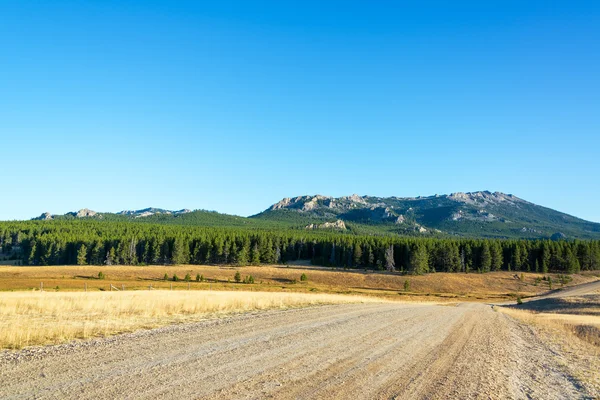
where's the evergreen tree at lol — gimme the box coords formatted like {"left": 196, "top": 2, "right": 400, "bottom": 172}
{"left": 410, "top": 243, "right": 429, "bottom": 275}
{"left": 490, "top": 242, "right": 503, "bottom": 271}
{"left": 77, "top": 244, "right": 87, "bottom": 265}
{"left": 352, "top": 244, "right": 363, "bottom": 267}
{"left": 480, "top": 242, "right": 492, "bottom": 272}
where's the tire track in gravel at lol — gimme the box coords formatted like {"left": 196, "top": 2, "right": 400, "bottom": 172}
{"left": 0, "top": 303, "right": 588, "bottom": 399}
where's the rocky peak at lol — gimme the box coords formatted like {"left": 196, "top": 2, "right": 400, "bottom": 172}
{"left": 65, "top": 208, "right": 99, "bottom": 218}
{"left": 448, "top": 191, "right": 522, "bottom": 206}
{"left": 32, "top": 212, "right": 54, "bottom": 221}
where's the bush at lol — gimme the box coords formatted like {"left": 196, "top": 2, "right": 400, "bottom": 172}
{"left": 184, "top": 273, "right": 191, "bottom": 282}
{"left": 403, "top": 280, "right": 410, "bottom": 292}
{"left": 243, "top": 275, "right": 255, "bottom": 284}
{"left": 516, "top": 296, "right": 523, "bottom": 305}
{"left": 234, "top": 271, "right": 241, "bottom": 283}
{"left": 196, "top": 273, "right": 201, "bottom": 282}
{"left": 98, "top": 271, "right": 105, "bottom": 280}
{"left": 300, "top": 273, "right": 308, "bottom": 282}
{"left": 557, "top": 274, "right": 573, "bottom": 286}
{"left": 172, "top": 274, "right": 179, "bottom": 282}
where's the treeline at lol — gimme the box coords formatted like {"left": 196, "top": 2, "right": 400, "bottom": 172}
{"left": 1, "top": 220, "right": 599, "bottom": 274}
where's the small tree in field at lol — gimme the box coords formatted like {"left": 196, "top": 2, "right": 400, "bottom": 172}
{"left": 300, "top": 273, "right": 308, "bottom": 282}
{"left": 98, "top": 271, "right": 105, "bottom": 280}
{"left": 184, "top": 273, "right": 191, "bottom": 282}
{"left": 403, "top": 280, "right": 410, "bottom": 292}
{"left": 196, "top": 273, "right": 201, "bottom": 282}
{"left": 163, "top": 273, "right": 169, "bottom": 281}
{"left": 234, "top": 271, "right": 241, "bottom": 283}
{"left": 172, "top": 274, "right": 179, "bottom": 282}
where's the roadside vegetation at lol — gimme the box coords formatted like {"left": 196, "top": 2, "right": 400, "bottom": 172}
{"left": 499, "top": 293, "right": 600, "bottom": 393}
{"left": 0, "top": 290, "right": 382, "bottom": 349}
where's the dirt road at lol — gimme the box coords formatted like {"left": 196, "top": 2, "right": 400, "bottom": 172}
{"left": 534, "top": 279, "right": 600, "bottom": 300}
{"left": 0, "top": 302, "right": 588, "bottom": 399}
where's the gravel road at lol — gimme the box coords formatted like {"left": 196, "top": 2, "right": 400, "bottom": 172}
{"left": 0, "top": 302, "right": 588, "bottom": 399}
{"left": 533, "top": 279, "right": 600, "bottom": 300}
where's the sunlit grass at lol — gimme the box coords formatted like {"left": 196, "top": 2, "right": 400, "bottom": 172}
{"left": 0, "top": 290, "right": 382, "bottom": 349}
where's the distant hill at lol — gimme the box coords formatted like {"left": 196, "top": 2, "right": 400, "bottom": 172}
{"left": 252, "top": 191, "right": 600, "bottom": 239}
{"left": 28, "top": 191, "right": 600, "bottom": 239}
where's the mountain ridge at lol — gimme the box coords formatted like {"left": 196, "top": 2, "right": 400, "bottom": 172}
{"left": 26, "top": 191, "right": 600, "bottom": 240}
{"left": 254, "top": 191, "right": 600, "bottom": 239}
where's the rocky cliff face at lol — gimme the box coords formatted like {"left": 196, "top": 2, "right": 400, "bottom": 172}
{"left": 32, "top": 212, "right": 54, "bottom": 221}
{"left": 305, "top": 220, "right": 347, "bottom": 230}
{"left": 257, "top": 191, "right": 600, "bottom": 239}
{"left": 68, "top": 208, "right": 99, "bottom": 218}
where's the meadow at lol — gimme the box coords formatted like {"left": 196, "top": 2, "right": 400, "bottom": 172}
{"left": 0, "top": 264, "right": 596, "bottom": 300}
{"left": 0, "top": 290, "right": 381, "bottom": 349}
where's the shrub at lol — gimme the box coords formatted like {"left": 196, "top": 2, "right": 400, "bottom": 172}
{"left": 172, "top": 274, "right": 179, "bottom": 282}
{"left": 98, "top": 271, "right": 105, "bottom": 280}
{"left": 243, "top": 275, "right": 255, "bottom": 284}
{"left": 403, "top": 280, "right": 410, "bottom": 292}
{"left": 557, "top": 274, "right": 573, "bottom": 286}
{"left": 516, "top": 296, "right": 523, "bottom": 305}
{"left": 234, "top": 271, "right": 241, "bottom": 283}
{"left": 300, "top": 273, "right": 308, "bottom": 282}
{"left": 184, "top": 273, "right": 191, "bottom": 282}
{"left": 520, "top": 273, "right": 524, "bottom": 281}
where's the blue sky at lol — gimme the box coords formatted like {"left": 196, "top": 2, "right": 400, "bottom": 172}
{"left": 1, "top": 1, "right": 599, "bottom": 221}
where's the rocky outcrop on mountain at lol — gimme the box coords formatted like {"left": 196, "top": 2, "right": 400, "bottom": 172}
{"left": 305, "top": 220, "right": 347, "bottom": 230}
{"left": 448, "top": 191, "right": 523, "bottom": 206}
{"left": 32, "top": 212, "right": 54, "bottom": 221}
{"left": 117, "top": 208, "right": 192, "bottom": 218}
{"left": 258, "top": 191, "right": 600, "bottom": 239}
{"left": 551, "top": 232, "right": 567, "bottom": 241}
{"left": 68, "top": 208, "right": 99, "bottom": 218}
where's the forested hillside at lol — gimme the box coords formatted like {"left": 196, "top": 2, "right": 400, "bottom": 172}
{"left": 1, "top": 220, "right": 599, "bottom": 274}
{"left": 29, "top": 191, "right": 600, "bottom": 240}
{"left": 254, "top": 191, "right": 600, "bottom": 239}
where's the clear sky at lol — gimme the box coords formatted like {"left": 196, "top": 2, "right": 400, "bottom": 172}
{"left": 1, "top": 1, "right": 599, "bottom": 221}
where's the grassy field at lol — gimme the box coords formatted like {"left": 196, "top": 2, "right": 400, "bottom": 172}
{"left": 500, "top": 289, "right": 600, "bottom": 346}
{"left": 0, "top": 290, "right": 382, "bottom": 349}
{"left": 0, "top": 265, "right": 597, "bottom": 300}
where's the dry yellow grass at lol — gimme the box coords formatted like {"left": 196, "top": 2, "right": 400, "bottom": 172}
{"left": 0, "top": 290, "right": 382, "bottom": 349}
{"left": 1, "top": 265, "right": 595, "bottom": 300}
{"left": 500, "top": 305, "right": 600, "bottom": 346}
{"left": 499, "top": 306, "right": 600, "bottom": 392}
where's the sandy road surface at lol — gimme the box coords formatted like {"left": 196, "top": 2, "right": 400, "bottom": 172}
{"left": 0, "top": 302, "right": 587, "bottom": 399}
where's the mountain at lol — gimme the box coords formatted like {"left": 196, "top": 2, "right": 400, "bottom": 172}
{"left": 28, "top": 191, "right": 600, "bottom": 239}
{"left": 33, "top": 207, "right": 191, "bottom": 220}
{"left": 252, "top": 191, "right": 600, "bottom": 239}
{"left": 116, "top": 208, "right": 192, "bottom": 218}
